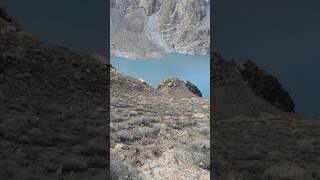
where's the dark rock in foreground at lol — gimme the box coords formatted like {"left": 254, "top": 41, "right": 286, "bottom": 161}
{"left": 212, "top": 53, "right": 320, "bottom": 179}
{"left": 212, "top": 53, "right": 295, "bottom": 118}
{"left": 238, "top": 60, "right": 295, "bottom": 112}
{"left": 0, "top": 7, "right": 108, "bottom": 179}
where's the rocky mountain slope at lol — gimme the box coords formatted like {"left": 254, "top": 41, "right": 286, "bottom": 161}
{"left": 0, "top": 7, "right": 210, "bottom": 180}
{"left": 0, "top": 7, "right": 108, "bottom": 179}
{"left": 110, "top": 0, "right": 210, "bottom": 59}
{"left": 110, "top": 71, "right": 210, "bottom": 179}
{"left": 212, "top": 53, "right": 320, "bottom": 179}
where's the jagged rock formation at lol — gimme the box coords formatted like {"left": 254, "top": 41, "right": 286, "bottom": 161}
{"left": 212, "top": 53, "right": 296, "bottom": 118}
{"left": 158, "top": 77, "right": 202, "bottom": 98}
{"left": 0, "top": 8, "right": 108, "bottom": 179}
{"left": 111, "top": 69, "right": 210, "bottom": 179}
{"left": 212, "top": 53, "right": 320, "bottom": 179}
{"left": 238, "top": 60, "right": 295, "bottom": 112}
{"left": 212, "top": 53, "right": 283, "bottom": 118}
{"left": 110, "top": 0, "right": 210, "bottom": 59}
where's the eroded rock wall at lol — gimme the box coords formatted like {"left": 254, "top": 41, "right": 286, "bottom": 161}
{"left": 110, "top": 0, "right": 209, "bottom": 59}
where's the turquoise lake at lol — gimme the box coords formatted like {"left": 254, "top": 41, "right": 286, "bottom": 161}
{"left": 111, "top": 53, "right": 210, "bottom": 99}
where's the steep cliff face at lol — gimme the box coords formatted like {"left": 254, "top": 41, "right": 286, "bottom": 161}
{"left": 110, "top": 0, "right": 209, "bottom": 59}
{"left": 157, "top": 0, "right": 209, "bottom": 56}
{"left": 110, "top": 0, "right": 160, "bottom": 15}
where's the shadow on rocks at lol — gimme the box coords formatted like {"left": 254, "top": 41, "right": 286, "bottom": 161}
{"left": 110, "top": 156, "right": 142, "bottom": 180}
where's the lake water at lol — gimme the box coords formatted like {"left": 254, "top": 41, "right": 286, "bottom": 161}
{"left": 111, "top": 53, "right": 210, "bottom": 99}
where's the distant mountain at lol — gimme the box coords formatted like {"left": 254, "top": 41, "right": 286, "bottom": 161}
{"left": 110, "top": 0, "right": 210, "bottom": 59}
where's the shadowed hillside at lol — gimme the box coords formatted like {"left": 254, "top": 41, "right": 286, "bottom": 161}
{"left": 0, "top": 7, "right": 108, "bottom": 179}
{"left": 212, "top": 53, "right": 320, "bottom": 180}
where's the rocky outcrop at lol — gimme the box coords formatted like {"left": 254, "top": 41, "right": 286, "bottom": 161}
{"left": 158, "top": 77, "right": 202, "bottom": 98}
{"left": 110, "top": 0, "right": 209, "bottom": 59}
{"left": 212, "top": 53, "right": 320, "bottom": 179}
{"left": 212, "top": 53, "right": 280, "bottom": 118}
{"left": 186, "top": 80, "right": 203, "bottom": 97}
{"left": 212, "top": 53, "right": 295, "bottom": 118}
{"left": 238, "top": 60, "right": 295, "bottom": 112}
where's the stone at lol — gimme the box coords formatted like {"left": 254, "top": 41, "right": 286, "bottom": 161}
{"left": 158, "top": 77, "right": 203, "bottom": 98}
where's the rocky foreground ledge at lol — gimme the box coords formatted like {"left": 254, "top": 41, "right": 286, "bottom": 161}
{"left": 110, "top": 68, "right": 210, "bottom": 179}
{"left": 212, "top": 53, "right": 320, "bottom": 179}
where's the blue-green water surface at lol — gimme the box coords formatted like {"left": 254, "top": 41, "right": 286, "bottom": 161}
{"left": 111, "top": 53, "right": 210, "bottom": 99}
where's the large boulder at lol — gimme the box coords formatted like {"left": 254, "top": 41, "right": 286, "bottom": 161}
{"left": 158, "top": 77, "right": 202, "bottom": 98}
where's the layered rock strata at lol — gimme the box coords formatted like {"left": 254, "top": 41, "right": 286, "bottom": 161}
{"left": 110, "top": 0, "right": 210, "bottom": 59}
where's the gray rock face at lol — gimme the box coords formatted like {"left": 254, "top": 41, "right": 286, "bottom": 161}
{"left": 110, "top": 0, "right": 209, "bottom": 59}
{"left": 110, "top": 0, "right": 159, "bottom": 15}
{"left": 157, "top": 0, "right": 209, "bottom": 56}
{"left": 158, "top": 77, "right": 202, "bottom": 98}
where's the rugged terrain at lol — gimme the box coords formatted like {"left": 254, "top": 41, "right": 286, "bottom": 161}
{"left": 0, "top": 8, "right": 108, "bottom": 179}
{"left": 212, "top": 53, "right": 320, "bottom": 180}
{"left": 1, "top": 7, "right": 210, "bottom": 180}
{"left": 110, "top": 0, "right": 210, "bottom": 59}
{"left": 110, "top": 71, "right": 210, "bottom": 179}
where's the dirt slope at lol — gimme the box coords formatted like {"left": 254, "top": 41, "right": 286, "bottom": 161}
{"left": 0, "top": 7, "right": 108, "bottom": 179}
